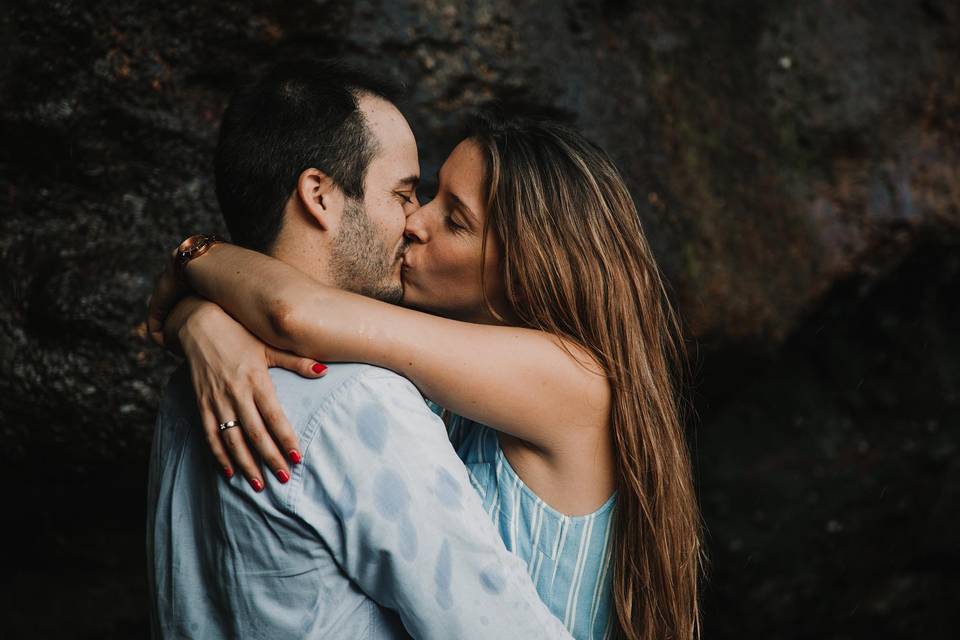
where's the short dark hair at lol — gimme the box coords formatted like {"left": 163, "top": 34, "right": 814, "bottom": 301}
{"left": 215, "top": 59, "right": 403, "bottom": 251}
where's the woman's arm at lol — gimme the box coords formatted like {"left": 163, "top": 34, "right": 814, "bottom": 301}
{"left": 182, "top": 243, "right": 611, "bottom": 456}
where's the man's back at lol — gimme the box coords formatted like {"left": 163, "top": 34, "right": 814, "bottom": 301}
{"left": 147, "top": 363, "right": 572, "bottom": 639}
{"left": 148, "top": 363, "right": 408, "bottom": 638}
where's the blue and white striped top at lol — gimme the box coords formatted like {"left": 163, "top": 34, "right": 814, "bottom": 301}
{"left": 446, "top": 413, "right": 617, "bottom": 640}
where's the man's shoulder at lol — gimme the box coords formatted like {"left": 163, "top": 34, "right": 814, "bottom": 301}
{"left": 157, "top": 362, "right": 427, "bottom": 446}
{"left": 268, "top": 363, "right": 422, "bottom": 417}
{"left": 162, "top": 359, "right": 415, "bottom": 396}
{"left": 271, "top": 364, "right": 439, "bottom": 463}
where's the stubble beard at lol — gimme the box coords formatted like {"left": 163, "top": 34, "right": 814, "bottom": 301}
{"left": 330, "top": 197, "right": 405, "bottom": 304}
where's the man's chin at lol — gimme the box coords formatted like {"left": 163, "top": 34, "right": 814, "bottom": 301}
{"left": 364, "top": 280, "right": 404, "bottom": 305}
{"left": 399, "top": 285, "right": 423, "bottom": 310}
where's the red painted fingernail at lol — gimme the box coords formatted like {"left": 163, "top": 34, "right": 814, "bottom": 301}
{"left": 276, "top": 469, "right": 290, "bottom": 483}
{"left": 289, "top": 449, "right": 302, "bottom": 464}
{"left": 223, "top": 467, "right": 234, "bottom": 479}
{"left": 312, "top": 363, "right": 327, "bottom": 374}
{"left": 250, "top": 478, "right": 264, "bottom": 492}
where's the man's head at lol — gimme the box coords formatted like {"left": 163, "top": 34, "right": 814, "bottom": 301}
{"left": 215, "top": 60, "right": 420, "bottom": 302}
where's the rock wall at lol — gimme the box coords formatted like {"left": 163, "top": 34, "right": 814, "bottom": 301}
{"left": 1, "top": 0, "right": 958, "bottom": 637}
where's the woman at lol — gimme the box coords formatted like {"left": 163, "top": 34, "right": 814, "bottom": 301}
{"left": 150, "top": 114, "right": 703, "bottom": 639}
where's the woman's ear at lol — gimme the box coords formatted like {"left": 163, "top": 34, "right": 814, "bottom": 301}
{"left": 296, "top": 168, "right": 342, "bottom": 231}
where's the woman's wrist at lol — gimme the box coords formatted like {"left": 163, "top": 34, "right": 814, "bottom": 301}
{"left": 175, "top": 233, "right": 223, "bottom": 283}
{"left": 181, "top": 241, "right": 244, "bottom": 307}
{"left": 164, "top": 297, "right": 215, "bottom": 356}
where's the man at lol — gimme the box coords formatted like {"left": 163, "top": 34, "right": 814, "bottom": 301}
{"left": 146, "top": 61, "right": 572, "bottom": 638}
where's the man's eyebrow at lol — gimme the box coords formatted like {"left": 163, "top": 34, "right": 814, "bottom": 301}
{"left": 394, "top": 175, "right": 420, "bottom": 189}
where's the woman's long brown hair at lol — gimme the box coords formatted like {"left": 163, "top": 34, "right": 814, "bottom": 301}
{"left": 470, "top": 114, "right": 704, "bottom": 639}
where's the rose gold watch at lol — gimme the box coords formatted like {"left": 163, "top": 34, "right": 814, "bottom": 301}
{"left": 174, "top": 233, "right": 221, "bottom": 281}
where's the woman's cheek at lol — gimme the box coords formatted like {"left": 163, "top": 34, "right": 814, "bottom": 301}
{"left": 446, "top": 244, "right": 474, "bottom": 283}
{"left": 431, "top": 239, "right": 459, "bottom": 280}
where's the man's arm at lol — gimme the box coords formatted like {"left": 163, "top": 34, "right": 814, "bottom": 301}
{"left": 293, "top": 368, "right": 572, "bottom": 640}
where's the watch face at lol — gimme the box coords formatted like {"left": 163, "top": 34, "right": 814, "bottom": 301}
{"left": 179, "top": 234, "right": 204, "bottom": 256}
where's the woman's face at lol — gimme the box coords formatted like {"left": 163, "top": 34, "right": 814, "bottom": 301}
{"left": 401, "top": 139, "right": 508, "bottom": 324}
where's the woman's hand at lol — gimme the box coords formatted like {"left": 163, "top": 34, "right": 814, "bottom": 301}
{"left": 174, "top": 298, "right": 328, "bottom": 490}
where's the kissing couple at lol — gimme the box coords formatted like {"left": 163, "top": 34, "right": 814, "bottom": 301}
{"left": 146, "top": 59, "right": 702, "bottom": 639}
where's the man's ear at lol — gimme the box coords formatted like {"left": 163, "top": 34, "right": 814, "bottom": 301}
{"left": 296, "top": 168, "right": 343, "bottom": 231}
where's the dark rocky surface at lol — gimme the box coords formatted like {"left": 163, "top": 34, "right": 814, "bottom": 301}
{"left": 1, "top": 1, "right": 958, "bottom": 637}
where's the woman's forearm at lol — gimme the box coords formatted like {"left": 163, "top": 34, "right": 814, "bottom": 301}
{"left": 283, "top": 294, "right": 611, "bottom": 454}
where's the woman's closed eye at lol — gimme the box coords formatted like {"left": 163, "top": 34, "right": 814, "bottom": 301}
{"left": 444, "top": 211, "right": 467, "bottom": 233}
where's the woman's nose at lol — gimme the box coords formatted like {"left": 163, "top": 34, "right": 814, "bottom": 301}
{"left": 404, "top": 203, "right": 430, "bottom": 244}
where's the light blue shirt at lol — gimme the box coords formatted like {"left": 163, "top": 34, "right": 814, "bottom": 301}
{"left": 147, "top": 363, "right": 572, "bottom": 639}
